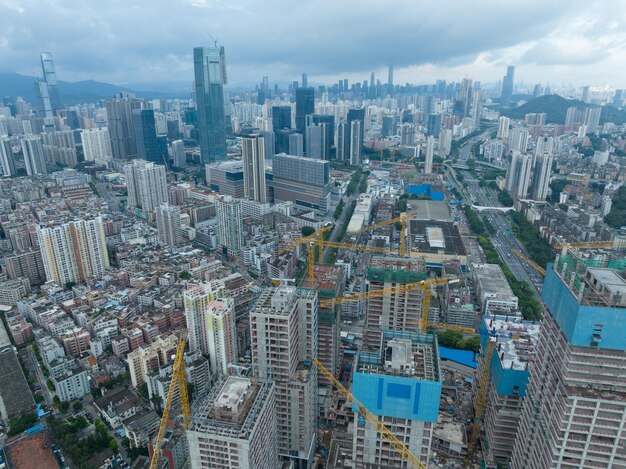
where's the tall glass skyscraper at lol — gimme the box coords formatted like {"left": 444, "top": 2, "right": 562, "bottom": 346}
{"left": 40, "top": 52, "right": 61, "bottom": 112}
{"left": 194, "top": 46, "right": 228, "bottom": 164}
{"left": 295, "top": 87, "right": 314, "bottom": 133}
{"left": 132, "top": 109, "right": 161, "bottom": 164}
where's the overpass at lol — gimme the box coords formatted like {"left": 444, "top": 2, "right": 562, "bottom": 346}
{"left": 471, "top": 204, "right": 515, "bottom": 213}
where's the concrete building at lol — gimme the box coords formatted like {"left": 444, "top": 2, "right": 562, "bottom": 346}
{"left": 0, "top": 278, "right": 30, "bottom": 305}
{"left": 156, "top": 203, "right": 182, "bottom": 247}
{"left": 424, "top": 135, "right": 435, "bottom": 175}
{"left": 81, "top": 128, "right": 113, "bottom": 163}
{"left": 52, "top": 365, "right": 90, "bottom": 401}
{"left": 105, "top": 96, "right": 142, "bottom": 160}
{"left": 124, "top": 159, "right": 168, "bottom": 216}
{"left": 205, "top": 161, "right": 245, "bottom": 198}
{"left": 0, "top": 136, "right": 16, "bottom": 176}
{"left": 511, "top": 257, "right": 626, "bottom": 469}
{"left": 352, "top": 330, "right": 442, "bottom": 467}
{"left": 215, "top": 196, "right": 244, "bottom": 256}
{"left": 477, "top": 316, "right": 540, "bottom": 467}
{"left": 497, "top": 116, "right": 510, "bottom": 139}
{"left": 270, "top": 153, "right": 330, "bottom": 214}
{"left": 188, "top": 376, "right": 277, "bottom": 468}
{"left": 531, "top": 150, "right": 553, "bottom": 202}
{"left": 473, "top": 263, "right": 519, "bottom": 315}
{"left": 21, "top": 136, "right": 47, "bottom": 176}
{"left": 242, "top": 134, "right": 267, "bottom": 203}
{"left": 183, "top": 282, "right": 236, "bottom": 375}
{"left": 37, "top": 216, "right": 110, "bottom": 285}
{"left": 249, "top": 287, "right": 318, "bottom": 467}
{"left": 505, "top": 150, "right": 532, "bottom": 199}
{"left": 127, "top": 334, "right": 178, "bottom": 387}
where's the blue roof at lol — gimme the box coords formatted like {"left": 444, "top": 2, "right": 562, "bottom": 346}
{"left": 439, "top": 346, "right": 477, "bottom": 369}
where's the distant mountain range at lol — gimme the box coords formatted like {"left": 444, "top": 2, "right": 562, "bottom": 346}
{"left": 0, "top": 72, "right": 188, "bottom": 104}
{"left": 503, "top": 94, "right": 626, "bottom": 126}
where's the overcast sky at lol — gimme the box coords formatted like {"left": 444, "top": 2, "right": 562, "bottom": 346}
{"left": 1, "top": 0, "right": 626, "bottom": 89}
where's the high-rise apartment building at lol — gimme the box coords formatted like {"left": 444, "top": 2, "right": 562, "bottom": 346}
{"left": 249, "top": 286, "right": 318, "bottom": 466}
{"left": 511, "top": 256, "right": 626, "bottom": 468}
{"left": 80, "top": 128, "right": 113, "bottom": 163}
{"left": 124, "top": 159, "right": 168, "bottom": 215}
{"left": 505, "top": 150, "right": 533, "bottom": 199}
{"left": 127, "top": 334, "right": 178, "bottom": 387}
{"left": 501, "top": 65, "right": 515, "bottom": 106}
{"left": 194, "top": 46, "right": 228, "bottom": 164}
{"left": 188, "top": 376, "right": 277, "bottom": 468}
{"left": 347, "top": 109, "right": 365, "bottom": 166}
{"left": 0, "top": 136, "right": 16, "bottom": 176}
{"left": 156, "top": 203, "right": 182, "bottom": 247}
{"left": 37, "top": 216, "right": 110, "bottom": 285}
{"left": 21, "top": 136, "right": 47, "bottom": 176}
{"left": 295, "top": 87, "right": 314, "bottom": 133}
{"left": 509, "top": 128, "right": 529, "bottom": 153}
{"left": 306, "top": 114, "right": 334, "bottom": 159}
{"left": 424, "top": 135, "right": 435, "bottom": 175}
{"left": 352, "top": 330, "right": 442, "bottom": 467}
{"left": 531, "top": 152, "right": 553, "bottom": 201}
{"left": 171, "top": 139, "right": 186, "bottom": 168}
{"left": 106, "top": 96, "right": 143, "bottom": 159}
{"left": 241, "top": 134, "right": 267, "bottom": 202}
{"left": 183, "top": 282, "right": 237, "bottom": 375}
{"left": 41, "top": 130, "right": 77, "bottom": 168}
{"left": 215, "top": 196, "right": 244, "bottom": 256}
{"left": 497, "top": 116, "right": 510, "bottom": 139}
{"left": 426, "top": 113, "right": 442, "bottom": 137}
{"left": 133, "top": 109, "right": 161, "bottom": 164}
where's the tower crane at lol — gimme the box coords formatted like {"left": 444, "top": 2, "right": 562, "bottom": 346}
{"left": 149, "top": 330, "right": 190, "bottom": 469}
{"left": 351, "top": 213, "right": 416, "bottom": 257}
{"left": 277, "top": 226, "right": 331, "bottom": 255}
{"left": 512, "top": 249, "right": 546, "bottom": 276}
{"left": 312, "top": 358, "right": 427, "bottom": 469}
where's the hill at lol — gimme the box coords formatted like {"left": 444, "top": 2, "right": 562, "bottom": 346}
{"left": 0, "top": 72, "right": 184, "bottom": 104}
{"left": 502, "top": 94, "right": 626, "bottom": 125}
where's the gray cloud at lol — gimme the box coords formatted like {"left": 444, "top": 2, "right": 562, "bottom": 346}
{"left": 0, "top": 0, "right": 624, "bottom": 86}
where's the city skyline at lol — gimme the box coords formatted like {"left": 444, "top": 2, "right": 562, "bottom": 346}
{"left": 1, "top": 1, "right": 626, "bottom": 88}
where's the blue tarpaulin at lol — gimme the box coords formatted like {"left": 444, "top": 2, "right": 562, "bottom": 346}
{"left": 439, "top": 346, "right": 477, "bottom": 369}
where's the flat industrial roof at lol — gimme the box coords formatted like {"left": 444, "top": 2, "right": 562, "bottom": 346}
{"left": 483, "top": 316, "right": 540, "bottom": 370}
{"left": 409, "top": 219, "right": 467, "bottom": 256}
{"left": 409, "top": 200, "right": 452, "bottom": 222}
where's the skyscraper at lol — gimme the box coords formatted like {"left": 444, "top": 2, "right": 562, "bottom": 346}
{"left": 306, "top": 114, "right": 334, "bottom": 159}
{"left": 241, "top": 134, "right": 267, "bottom": 202}
{"left": 40, "top": 53, "right": 62, "bottom": 112}
{"left": 288, "top": 133, "right": 304, "bottom": 156}
{"left": 501, "top": 65, "right": 515, "bottom": 106}
{"left": 80, "top": 128, "right": 113, "bottom": 163}
{"left": 124, "top": 159, "right": 168, "bottom": 215}
{"left": 511, "top": 258, "right": 626, "bottom": 468}
{"left": 249, "top": 287, "right": 318, "bottom": 466}
{"left": 156, "top": 203, "right": 182, "bottom": 247}
{"left": 387, "top": 65, "right": 394, "bottom": 89}
{"left": 0, "top": 136, "right": 16, "bottom": 176}
{"left": 271, "top": 153, "right": 330, "bottom": 214}
{"left": 183, "top": 282, "right": 237, "bottom": 375}
{"left": 215, "top": 196, "right": 244, "bottom": 257}
{"left": 295, "top": 87, "right": 314, "bottom": 133}
{"left": 531, "top": 152, "right": 553, "bottom": 201}
{"left": 194, "top": 46, "right": 228, "bottom": 164}
{"left": 272, "top": 105, "right": 292, "bottom": 132}
{"left": 505, "top": 150, "right": 533, "bottom": 199}
{"left": 37, "top": 216, "right": 110, "bottom": 285}
{"left": 424, "top": 135, "right": 435, "bottom": 174}
{"left": 34, "top": 79, "right": 52, "bottom": 118}
{"left": 132, "top": 109, "right": 162, "bottom": 164}
{"left": 497, "top": 116, "right": 510, "bottom": 139}
{"left": 106, "top": 96, "right": 143, "bottom": 159}
{"left": 305, "top": 123, "right": 325, "bottom": 159}
{"left": 426, "top": 113, "right": 442, "bottom": 137}
{"left": 21, "top": 136, "right": 47, "bottom": 176}
{"left": 301, "top": 72, "right": 308, "bottom": 88}
{"left": 347, "top": 108, "right": 365, "bottom": 165}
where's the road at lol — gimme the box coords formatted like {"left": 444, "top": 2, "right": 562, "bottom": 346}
{"left": 27, "top": 345, "right": 54, "bottom": 407}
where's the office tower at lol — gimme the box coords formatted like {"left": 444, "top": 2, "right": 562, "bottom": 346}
{"left": 381, "top": 116, "right": 395, "bottom": 138}
{"left": 106, "top": 96, "right": 143, "bottom": 159}
{"left": 301, "top": 73, "right": 308, "bottom": 88}
{"left": 295, "top": 87, "right": 314, "bottom": 133}
{"left": 475, "top": 316, "right": 540, "bottom": 467}
{"left": 132, "top": 109, "right": 161, "bottom": 164}
{"left": 511, "top": 259, "right": 626, "bottom": 469}
{"left": 400, "top": 123, "right": 416, "bottom": 146}
{"left": 426, "top": 113, "right": 442, "bottom": 137}
{"left": 305, "top": 123, "right": 325, "bottom": 159}
{"left": 497, "top": 116, "right": 510, "bottom": 139}
{"left": 156, "top": 203, "right": 182, "bottom": 247}
{"left": 259, "top": 130, "right": 275, "bottom": 160}
{"left": 531, "top": 152, "right": 553, "bottom": 201}
{"left": 387, "top": 65, "right": 394, "bottom": 89}
{"left": 21, "top": 136, "right": 47, "bottom": 175}
{"left": 272, "top": 105, "right": 291, "bottom": 132}
{"left": 37, "top": 216, "right": 110, "bottom": 285}
{"left": 249, "top": 287, "right": 318, "bottom": 466}
{"left": 337, "top": 122, "right": 349, "bottom": 161}
{"left": 581, "top": 84, "right": 590, "bottom": 103}
{"left": 505, "top": 151, "right": 532, "bottom": 199}
{"left": 424, "top": 135, "right": 435, "bottom": 174}
{"left": 241, "top": 134, "right": 267, "bottom": 202}
{"left": 81, "top": 128, "right": 113, "bottom": 163}
{"left": 215, "top": 196, "right": 244, "bottom": 256}
{"left": 171, "top": 139, "right": 186, "bottom": 168}
{"left": 271, "top": 153, "right": 330, "bottom": 214}
{"left": 0, "top": 136, "right": 16, "bottom": 176}
{"left": 205, "top": 161, "right": 245, "bottom": 197}
{"left": 194, "top": 46, "right": 228, "bottom": 164}
{"left": 188, "top": 376, "right": 277, "bottom": 468}
{"left": 439, "top": 129, "right": 452, "bottom": 157}
{"left": 34, "top": 80, "right": 52, "bottom": 118}
{"left": 288, "top": 132, "right": 303, "bottom": 156}
{"left": 183, "top": 282, "right": 237, "bottom": 375}
{"left": 584, "top": 107, "right": 602, "bottom": 134}
{"left": 124, "top": 159, "right": 168, "bottom": 215}
{"left": 40, "top": 52, "right": 61, "bottom": 112}
{"left": 369, "top": 72, "right": 376, "bottom": 98}
{"left": 472, "top": 89, "right": 482, "bottom": 126}
{"left": 352, "top": 331, "right": 441, "bottom": 467}
{"left": 347, "top": 108, "right": 365, "bottom": 165}
{"left": 306, "top": 114, "right": 334, "bottom": 159}
{"left": 509, "top": 127, "right": 529, "bottom": 152}
{"left": 501, "top": 65, "right": 515, "bottom": 106}
{"left": 41, "top": 130, "right": 77, "bottom": 168}
{"left": 613, "top": 89, "right": 623, "bottom": 108}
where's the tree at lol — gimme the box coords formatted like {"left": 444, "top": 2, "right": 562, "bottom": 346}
{"left": 301, "top": 226, "right": 315, "bottom": 237}
{"left": 73, "top": 400, "right": 83, "bottom": 411}
{"left": 179, "top": 271, "right": 191, "bottom": 280}
{"left": 110, "top": 438, "right": 118, "bottom": 452}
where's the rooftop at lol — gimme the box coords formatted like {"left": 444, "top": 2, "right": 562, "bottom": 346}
{"left": 474, "top": 263, "right": 517, "bottom": 303}
{"left": 409, "top": 220, "right": 466, "bottom": 256}
{"left": 483, "top": 316, "right": 541, "bottom": 370}
{"left": 409, "top": 200, "right": 452, "bottom": 222}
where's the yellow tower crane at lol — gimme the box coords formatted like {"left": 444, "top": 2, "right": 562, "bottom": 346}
{"left": 276, "top": 225, "right": 331, "bottom": 256}
{"left": 512, "top": 249, "right": 546, "bottom": 276}
{"left": 351, "top": 213, "right": 416, "bottom": 257}
{"left": 312, "top": 358, "right": 428, "bottom": 469}
{"left": 149, "top": 330, "right": 190, "bottom": 469}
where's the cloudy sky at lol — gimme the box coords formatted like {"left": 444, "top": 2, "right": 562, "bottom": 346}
{"left": 1, "top": 0, "right": 626, "bottom": 89}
